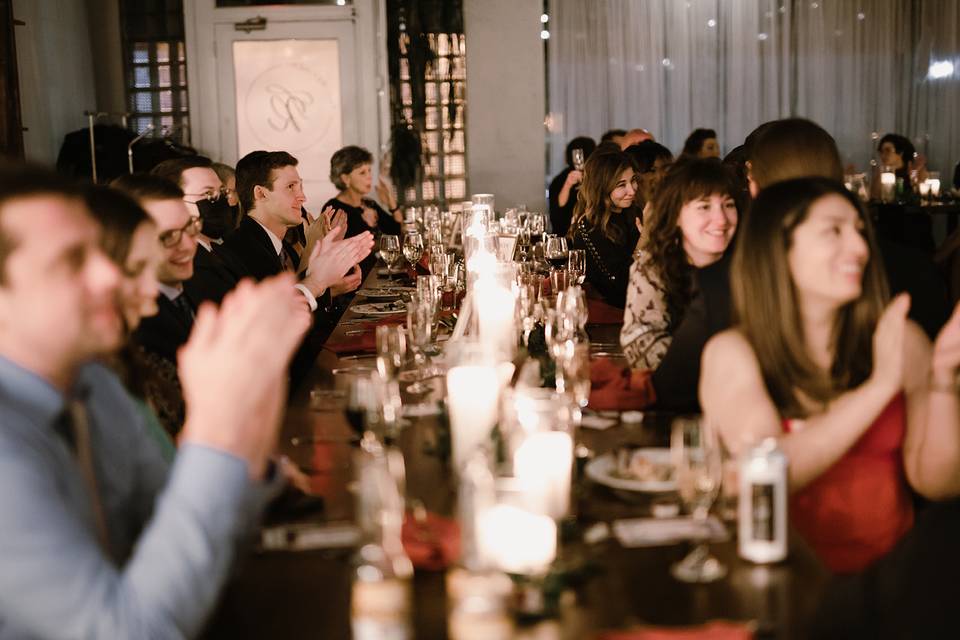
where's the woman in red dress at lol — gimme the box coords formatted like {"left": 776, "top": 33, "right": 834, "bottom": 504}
{"left": 701, "top": 177, "right": 960, "bottom": 573}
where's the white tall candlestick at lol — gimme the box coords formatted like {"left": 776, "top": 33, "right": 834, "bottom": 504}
{"left": 447, "top": 365, "right": 501, "bottom": 471}
{"left": 514, "top": 431, "right": 573, "bottom": 521}
{"left": 475, "top": 278, "right": 516, "bottom": 359}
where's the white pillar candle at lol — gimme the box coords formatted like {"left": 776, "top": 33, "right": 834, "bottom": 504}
{"left": 447, "top": 365, "right": 501, "bottom": 471}
{"left": 514, "top": 431, "right": 573, "bottom": 521}
{"left": 880, "top": 171, "right": 896, "bottom": 202}
{"left": 477, "top": 505, "right": 556, "bottom": 575}
{"left": 919, "top": 180, "right": 932, "bottom": 196}
{"left": 475, "top": 278, "right": 516, "bottom": 359}
{"left": 928, "top": 178, "right": 941, "bottom": 197}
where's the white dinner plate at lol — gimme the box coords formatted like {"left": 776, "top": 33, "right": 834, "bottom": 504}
{"left": 351, "top": 301, "right": 408, "bottom": 316}
{"left": 585, "top": 448, "right": 676, "bottom": 493}
{"left": 356, "top": 287, "right": 412, "bottom": 300}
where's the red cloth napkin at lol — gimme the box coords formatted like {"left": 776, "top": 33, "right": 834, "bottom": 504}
{"left": 588, "top": 358, "right": 656, "bottom": 410}
{"left": 401, "top": 511, "right": 461, "bottom": 571}
{"left": 324, "top": 332, "right": 377, "bottom": 355}
{"left": 588, "top": 297, "right": 625, "bottom": 324}
{"left": 597, "top": 620, "right": 753, "bottom": 640}
{"left": 595, "top": 621, "right": 754, "bottom": 640}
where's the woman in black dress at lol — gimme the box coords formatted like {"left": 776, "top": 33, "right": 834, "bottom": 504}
{"left": 568, "top": 148, "right": 641, "bottom": 308}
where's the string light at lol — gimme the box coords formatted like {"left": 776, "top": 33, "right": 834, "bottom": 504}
{"left": 857, "top": 12, "right": 866, "bottom": 20}
{"left": 928, "top": 60, "right": 955, "bottom": 79}
{"left": 541, "top": 13, "right": 549, "bottom": 23}
{"left": 757, "top": 33, "right": 769, "bottom": 41}
{"left": 707, "top": 19, "right": 717, "bottom": 28}
{"left": 540, "top": 29, "right": 550, "bottom": 40}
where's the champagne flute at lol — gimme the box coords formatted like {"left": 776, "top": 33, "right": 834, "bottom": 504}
{"left": 403, "top": 231, "right": 424, "bottom": 271}
{"left": 380, "top": 234, "right": 401, "bottom": 275}
{"left": 670, "top": 416, "right": 726, "bottom": 583}
{"left": 403, "top": 293, "right": 435, "bottom": 394}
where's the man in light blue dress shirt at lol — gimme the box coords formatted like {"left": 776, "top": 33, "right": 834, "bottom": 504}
{"left": 0, "top": 165, "right": 310, "bottom": 639}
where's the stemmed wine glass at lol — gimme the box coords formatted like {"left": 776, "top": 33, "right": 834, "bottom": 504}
{"left": 403, "top": 231, "right": 424, "bottom": 272}
{"left": 567, "top": 249, "right": 586, "bottom": 285}
{"left": 670, "top": 416, "right": 727, "bottom": 583}
{"left": 544, "top": 235, "right": 569, "bottom": 271}
{"left": 380, "top": 234, "right": 401, "bottom": 275}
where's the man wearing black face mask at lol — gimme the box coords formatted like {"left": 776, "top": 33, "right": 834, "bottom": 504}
{"left": 151, "top": 157, "right": 239, "bottom": 303}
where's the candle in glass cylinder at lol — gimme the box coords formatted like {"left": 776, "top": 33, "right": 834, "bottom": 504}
{"left": 514, "top": 431, "right": 573, "bottom": 520}
{"left": 928, "top": 178, "right": 941, "bottom": 197}
{"left": 477, "top": 505, "right": 557, "bottom": 575}
{"left": 447, "top": 365, "right": 501, "bottom": 471}
{"left": 880, "top": 172, "right": 896, "bottom": 202}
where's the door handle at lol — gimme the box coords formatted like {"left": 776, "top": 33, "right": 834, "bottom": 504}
{"left": 235, "top": 16, "right": 267, "bottom": 33}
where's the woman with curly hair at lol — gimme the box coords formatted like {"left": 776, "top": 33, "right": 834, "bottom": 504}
{"left": 568, "top": 149, "right": 642, "bottom": 308}
{"left": 620, "top": 158, "right": 741, "bottom": 369}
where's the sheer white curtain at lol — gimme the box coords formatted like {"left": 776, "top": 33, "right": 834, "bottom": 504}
{"left": 547, "top": 0, "right": 960, "bottom": 181}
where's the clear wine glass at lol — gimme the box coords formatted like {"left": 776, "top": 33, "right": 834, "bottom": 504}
{"left": 670, "top": 416, "right": 727, "bottom": 583}
{"left": 545, "top": 235, "right": 569, "bottom": 271}
{"left": 572, "top": 148, "right": 585, "bottom": 172}
{"left": 380, "top": 234, "right": 401, "bottom": 275}
{"left": 567, "top": 249, "right": 586, "bottom": 285}
{"left": 375, "top": 325, "right": 407, "bottom": 381}
{"left": 403, "top": 231, "right": 424, "bottom": 271}
{"left": 402, "top": 293, "right": 435, "bottom": 394}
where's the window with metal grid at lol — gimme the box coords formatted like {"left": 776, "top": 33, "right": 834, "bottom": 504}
{"left": 120, "top": 0, "right": 189, "bottom": 139}
{"left": 399, "top": 31, "right": 468, "bottom": 207}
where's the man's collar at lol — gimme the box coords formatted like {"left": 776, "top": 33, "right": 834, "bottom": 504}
{"left": 251, "top": 217, "right": 283, "bottom": 255}
{"left": 197, "top": 237, "right": 212, "bottom": 252}
{"left": 0, "top": 355, "right": 67, "bottom": 427}
{"left": 157, "top": 282, "right": 184, "bottom": 301}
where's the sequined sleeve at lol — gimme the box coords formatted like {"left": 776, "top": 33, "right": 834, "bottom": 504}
{"left": 620, "top": 250, "right": 672, "bottom": 370}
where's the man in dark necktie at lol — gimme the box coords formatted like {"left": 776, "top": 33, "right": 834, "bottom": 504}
{"left": 0, "top": 163, "right": 309, "bottom": 638}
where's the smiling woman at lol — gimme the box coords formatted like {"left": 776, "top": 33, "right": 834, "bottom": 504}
{"left": 620, "top": 158, "right": 742, "bottom": 370}
{"left": 568, "top": 148, "right": 642, "bottom": 308}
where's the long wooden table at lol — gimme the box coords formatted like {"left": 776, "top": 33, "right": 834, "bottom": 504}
{"left": 202, "top": 269, "right": 830, "bottom": 639}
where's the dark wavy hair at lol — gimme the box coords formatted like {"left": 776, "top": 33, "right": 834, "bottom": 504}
{"left": 570, "top": 149, "right": 638, "bottom": 244}
{"left": 682, "top": 128, "right": 717, "bottom": 156}
{"left": 564, "top": 136, "right": 597, "bottom": 167}
{"left": 878, "top": 133, "right": 916, "bottom": 171}
{"left": 641, "top": 158, "right": 743, "bottom": 323}
{"left": 731, "top": 178, "right": 889, "bottom": 417}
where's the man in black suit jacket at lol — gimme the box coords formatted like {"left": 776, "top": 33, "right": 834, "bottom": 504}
{"left": 111, "top": 175, "right": 202, "bottom": 365}
{"left": 150, "top": 156, "right": 240, "bottom": 304}
{"left": 223, "top": 150, "right": 371, "bottom": 308}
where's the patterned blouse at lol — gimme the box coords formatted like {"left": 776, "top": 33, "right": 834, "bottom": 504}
{"left": 620, "top": 249, "right": 672, "bottom": 370}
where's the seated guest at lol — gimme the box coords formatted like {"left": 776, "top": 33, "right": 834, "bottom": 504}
{"left": 211, "top": 160, "right": 241, "bottom": 227}
{"left": 620, "top": 159, "right": 741, "bottom": 370}
{"left": 121, "top": 177, "right": 202, "bottom": 366}
{"left": 549, "top": 136, "right": 596, "bottom": 236}
{"left": 568, "top": 148, "right": 642, "bottom": 308}
{"left": 323, "top": 145, "right": 401, "bottom": 274}
{"left": 0, "top": 163, "right": 308, "bottom": 637}
{"left": 600, "top": 128, "right": 627, "bottom": 146}
{"left": 224, "top": 150, "right": 372, "bottom": 301}
{"left": 681, "top": 128, "right": 721, "bottom": 158}
{"left": 624, "top": 140, "right": 673, "bottom": 210}
{"left": 151, "top": 156, "right": 238, "bottom": 244}
{"left": 618, "top": 128, "right": 655, "bottom": 150}
{"left": 84, "top": 186, "right": 180, "bottom": 447}
{"left": 652, "top": 118, "right": 948, "bottom": 411}
{"left": 701, "top": 177, "right": 960, "bottom": 574}
{"left": 143, "top": 160, "right": 240, "bottom": 304}
{"left": 877, "top": 132, "right": 916, "bottom": 180}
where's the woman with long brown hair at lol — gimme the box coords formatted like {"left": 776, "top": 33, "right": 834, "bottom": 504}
{"left": 568, "top": 149, "right": 641, "bottom": 308}
{"left": 620, "top": 158, "right": 741, "bottom": 369}
{"left": 701, "top": 177, "right": 960, "bottom": 574}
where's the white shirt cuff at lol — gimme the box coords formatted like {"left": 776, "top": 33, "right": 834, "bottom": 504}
{"left": 293, "top": 283, "right": 318, "bottom": 312}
